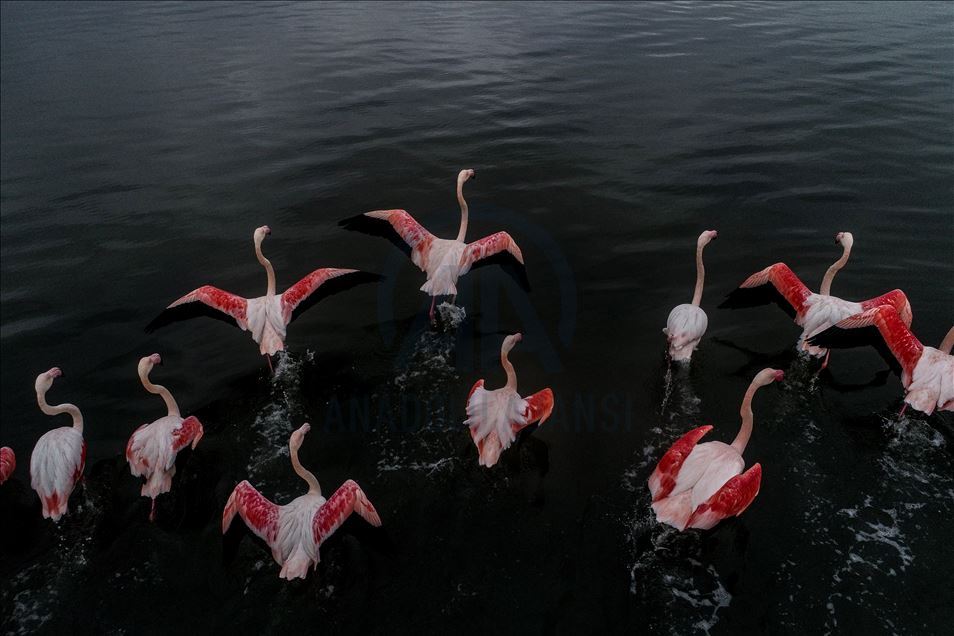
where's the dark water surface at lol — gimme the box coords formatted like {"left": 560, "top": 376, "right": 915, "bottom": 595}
{"left": 2, "top": 1, "right": 953, "bottom": 633}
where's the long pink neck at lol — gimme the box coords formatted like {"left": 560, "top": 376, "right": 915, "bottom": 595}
{"left": 731, "top": 381, "right": 761, "bottom": 454}
{"left": 691, "top": 242, "right": 707, "bottom": 306}
{"left": 256, "top": 239, "right": 277, "bottom": 296}
{"left": 455, "top": 178, "right": 469, "bottom": 242}
{"left": 36, "top": 389, "right": 83, "bottom": 433}
{"left": 291, "top": 444, "right": 320, "bottom": 495}
{"left": 820, "top": 243, "right": 850, "bottom": 296}
{"left": 141, "top": 368, "right": 180, "bottom": 418}
{"left": 502, "top": 351, "right": 517, "bottom": 391}
{"left": 939, "top": 326, "right": 954, "bottom": 355}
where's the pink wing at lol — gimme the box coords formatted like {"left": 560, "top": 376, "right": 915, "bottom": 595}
{"left": 836, "top": 305, "right": 923, "bottom": 381}
{"left": 222, "top": 480, "right": 280, "bottom": 548}
{"left": 739, "top": 263, "right": 812, "bottom": 316}
{"left": 168, "top": 285, "right": 248, "bottom": 329}
{"left": 648, "top": 425, "right": 713, "bottom": 502}
{"left": 171, "top": 416, "right": 204, "bottom": 452}
{"left": 313, "top": 480, "right": 382, "bottom": 546}
{"left": 686, "top": 463, "right": 762, "bottom": 530}
{"left": 280, "top": 268, "right": 359, "bottom": 324}
{"left": 459, "top": 232, "right": 525, "bottom": 275}
{"left": 364, "top": 209, "right": 434, "bottom": 271}
{"left": 520, "top": 388, "right": 554, "bottom": 431}
{"left": 0, "top": 447, "right": 15, "bottom": 485}
{"left": 859, "top": 289, "right": 913, "bottom": 327}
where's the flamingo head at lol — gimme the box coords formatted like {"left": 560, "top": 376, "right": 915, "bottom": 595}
{"left": 502, "top": 333, "right": 522, "bottom": 355}
{"left": 697, "top": 229, "right": 718, "bottom": 247}
{"left": 755, "top": 367, "right": 784, "bottom": 387}
{"left": 138, "top": 353, "right": 161, "bottom": 378}
{"left": 254, "top": 225, "right": 271, "bottom": 245}
{"left": 835, "top": 231, "right": 853, "bottom": 251}
{"left": 35, "top": 367, "right": 62, "bottom": 394}
{"left": 290, "top": 422, "right": 311, "bottom": 452}
{"left": 458, "top": 168, "right": 476, "bottom": 184}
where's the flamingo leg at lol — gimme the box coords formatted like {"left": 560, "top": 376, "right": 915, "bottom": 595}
{"left": 899, "top": 403, "right": 907, "bottom": 418}
{"left": 149, "top": 498, "right": 157, "bottom": 522}
{"left": 266, "top": 355, "right": 274, "bottom": 373}
{"left": 821, "top": 350, "right": 831, "bottom": 371}
{"left": 429, "top": 296, "right": 436, "bottom": 323}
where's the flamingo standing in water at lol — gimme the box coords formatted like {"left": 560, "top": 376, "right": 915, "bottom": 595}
{"left": 222, "top": 423, "right": 382, "bottom": 580}
{"left": 723, "top": 232, "right": 912, "bottom": 365}
{"left": 663, "top": 230, "right": 718, "bottom": 362}
{"left": 126, "top": 354, "right": 204, "bottom": 521}
{"left": 0, "top": 447, "right": 15, "bottom": 485}
{"left": 648, "top": 367, "right": 783, "bottom": 530}
{"left": 810, "top": 306, "right": 953, "bottom": 415}
{"left": 464, "top": 333, "right": 554, "bottom": 467}
{"left": 31, "top": 368, "right": 86, "bottom": 521}
{"left": 148, "top": 226, "right": 378, "bottom": 370}
{"left": 341, "top": 169, "right": 526, "bottom": 322}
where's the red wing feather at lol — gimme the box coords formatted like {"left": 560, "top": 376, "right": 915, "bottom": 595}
{"left": 313, "top": 480, "right": 382, "bottom": 546}
{"left": 168, "top": 285, "right": 248, "bottom": 329}
{"left": 460, "top": 232, "right": 525, "bottom": 275}
{"left": 836, "top": 305, "right": 923, "bottom": 379}
{"left": 171, "top": 416, "right": 204, "bottom": 452}
{"left": 648, "top": 425, "right": 713, "bottom": 502}
{"left": 364, "top": 209, "right": 434, "bottom": 271}
{"left": 280, "top": 268, "right": 359, "bottom": 323}
{"left": 222, "top": 480, "right": 280, "bottom": 547}
{"left": 739, "top": 263, "right": 812, "bottom": 316}
{"left": 686, "top": 463, "right": 762, "bottom": 530}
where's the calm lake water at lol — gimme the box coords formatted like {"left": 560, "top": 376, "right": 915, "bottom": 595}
{"left": 1, "top": 1, "right": 952, "bottom": 633}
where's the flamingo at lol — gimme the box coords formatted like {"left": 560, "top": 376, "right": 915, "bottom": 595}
{"left": 722, "top": 232, "right": 912, "bottom": 364}
{"left": 126, "top": 354, "right": 204, "bottom": 521}
{"left": 464, "top": 333, "right": 554, "bottom": 467}
{"left": 663, "top": 230, "right": 718, "bottom": 362}
{"left": 0, "top": 447, "right": 14, "bottom": 485}
{"left": 147, "top": 226, "right": 378, "bottom": 369}
{"left": 31, "top": 368, "right": 86, "bottom": 521}
{"left": 340, "top": 169, "right": 526, "bottom": 322}
{"left": 222, "top": 423, "right": 382, "bottom": 580}
{"left": 809, "top": 305, "right": 953, "bottom": 415}
{"left": 648, "top": 367, "right": 783, "bottom": 531}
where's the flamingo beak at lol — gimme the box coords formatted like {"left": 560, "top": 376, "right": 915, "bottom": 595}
{"left": 774, "top": 370, "right": 785, "bottom": 383}
{"left": 49, "top": 367, "right": 63, "bottom": 378}
{"left": 150, "top": 353, "right": 162, "bottom": 366}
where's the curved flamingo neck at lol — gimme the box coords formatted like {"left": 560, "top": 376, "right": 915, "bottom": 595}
{"left": 290, "top": 444, "right": 321, "bottom": 496}
{"left": 820, "top": 242, "right": 851, "bottom": 296}
{"left": 731, "top": 381, "right": 764, "bottom": 454}
{"left": 255, "top": 238, "right": 277, "bottom": 296}
{"left": 691, "top": 242, "right": 708, "bottom": 306}
{"left": 36, "top": 389, "right": 83, "bottom": 432}
{"left": 455, "top": 177, "right": 469, "bottom": 242}
{"left": 939, "top": 326, "right": 954, "bottom": 355}
{"left": 502, "top": 351, "right": 517, "bottom": 391}
{"left": 140, "top": 368, "right": 180, "bottom": 418}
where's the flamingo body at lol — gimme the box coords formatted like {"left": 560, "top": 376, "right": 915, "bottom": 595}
{"left": 797, "top": 294, "right": 863, "bottom": 356}
{"left": 0, "top": 447, "right": 14, "bottom": 485}
{"left": 464, "top": 334, "right": 554, "bottom": 467}
{"left": 245, "top": 294, "right": 287, "bottom": 356}
{"left": 664, "top": 304, "right": 708, "bottom": 362}
{"left": 126, "top": 415, "right": 204, "bottom": 499}
{"left": 907, "top": 348, "right": 954, "bottom": 414}
{"left": 222, "top": 424, "right": 382, "bottom": 580}
{"left": 419, "top": 237, "right": 468, "bottom": 296}
{"left": 648, "top": 368, "right": 781, "bottom": 531}
{"left": 31, "top": 427, "right": 86, "bottom": 521}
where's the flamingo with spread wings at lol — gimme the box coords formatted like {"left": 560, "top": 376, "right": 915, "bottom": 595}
{"left": 810, "top": 306, "right": 953, "bottom": 415}
{"left": 340, "top": 169, "right": 526, "bottom": 322}
{"left": 222, "top": 423, "right": 382, "bottom": 580}
{"left": 30, "top": 368, "right": 86, "bottom": 521}
{"left": 147, "top": 226, "right": 379, "bottom": 368}
{"left": 649, "top": 368, "right": 783, "bottom": 531}
{"left": 464, "top": 333, "right": 554, "bottom": 467}
{"left": 126, "top": 354, "right": 204, "bottom": 520}
{"left": 721, "top": 232, "right": 912, "bottom": 363}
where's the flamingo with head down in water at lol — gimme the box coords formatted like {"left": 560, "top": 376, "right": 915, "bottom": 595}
{"left": 30, "top": 368, "right": 86, "bottom": 521}
{"left": 0, "top": 447, "right": 15, "bottom": 485}
{"left": 810, "top": 305, "right": 953, "bottom": 415}
{"left": 721, "top": 232, "right": 912, "bottom": 366}
{"left": 222, "top": 423, "right": 382, "bottom": 580}
{"left": 126, "top": 354, "right": 204, "bottom": 521}
{"left": 664, "top": 230, "right": 718, "bottom": 362}
{"left": 649, "top": 367, "right": 783, "bottom": 531}
{"left": 147, "top": 225, "right": 379, "bottom": 370}
{"left": 464, "top": 333, "right": 554, "bottom": 467}
{"left": 340, "top": 169, "right": 527, "bottom": 322}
